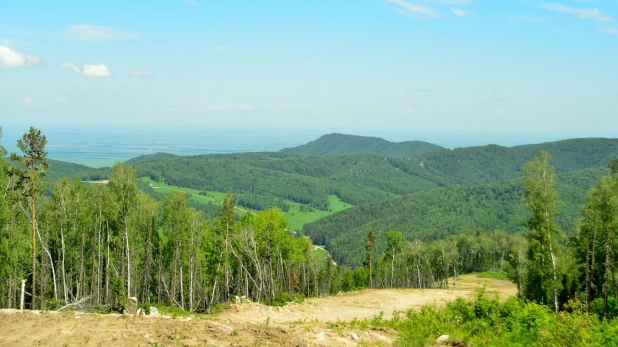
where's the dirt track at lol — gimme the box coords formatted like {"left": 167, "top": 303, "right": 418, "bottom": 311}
{"left": 0, "top": 274, "right": 516, "bottom": 346}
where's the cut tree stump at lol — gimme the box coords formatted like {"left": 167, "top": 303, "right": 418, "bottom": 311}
{"left": 125, "top": 297, "right": 138, "bottom": 315}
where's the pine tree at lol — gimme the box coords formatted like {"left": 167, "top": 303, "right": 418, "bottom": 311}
{"left": 10, "top": 127, "right": 48, "bottom": 310}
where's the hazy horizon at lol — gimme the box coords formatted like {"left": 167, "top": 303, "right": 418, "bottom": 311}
{"left": 2, "top": 123, "right": 616, "bottom": 167}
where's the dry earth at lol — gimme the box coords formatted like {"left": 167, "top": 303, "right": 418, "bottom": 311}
{"left": 0, "top": 274, "right": 516, "bottom": 347}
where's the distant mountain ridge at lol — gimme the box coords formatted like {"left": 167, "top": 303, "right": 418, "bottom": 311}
{"left": 280, "top": 133, "right": 445, "bottom": 157}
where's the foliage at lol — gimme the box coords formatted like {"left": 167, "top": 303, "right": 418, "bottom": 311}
{"left": 349, "top": 293, "right": 618, "bottom": 347}
{"left": 305, "top": 167, "right": 604, "bottom": 266}
{"left": 280, "top": 133, "right": 444, "bottom": 157}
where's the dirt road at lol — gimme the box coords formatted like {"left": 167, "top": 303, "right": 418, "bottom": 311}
{"left": 0, "top": 274, "right": 516, "bottom": 346}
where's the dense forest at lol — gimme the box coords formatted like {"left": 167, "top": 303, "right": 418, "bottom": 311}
{"left": 280, "top": 133, "right": 444, "bottom": 157}
{"left": 3, "top": 127, "right": 618, "bottom": 332}
{"left": 306, "top": 167, "right": 606, "bottom": 266}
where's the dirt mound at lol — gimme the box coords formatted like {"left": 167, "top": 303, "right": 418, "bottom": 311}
{"left": 0, "top": 275, "right": 516, "bottom": 346}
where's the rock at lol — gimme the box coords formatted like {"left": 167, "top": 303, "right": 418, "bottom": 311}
{"left": 235, "top": 296, "right": 241, "bottom": 304}
{"left": 436, "top": 335, "right": 450, "bottom": 343}
{"left": 125, "top": 297, "right": 138, "bottom": 315}
{"left": 351, "top": 333, "right": 359, "bottom": 341}
{"left": 136, "top": 308, "right": 144, "bottom": 317}
{"left": 149, "top": 307, "right": 160, "bottom": 317}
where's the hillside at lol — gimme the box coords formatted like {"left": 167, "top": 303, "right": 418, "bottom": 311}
{"left": 304, "top": 166, "right": 607, "bottom": 266}
{"left": 126, "top": 152, "right": 178, "bottom": 165}
{"left": 416, "top": 138, "right": 618, "bottom": 186}
{"left": 42, "top": 137, "right": 618, "bottom": 234}
{"left": 280, "top": 133, "right": 444, "bottom": 157}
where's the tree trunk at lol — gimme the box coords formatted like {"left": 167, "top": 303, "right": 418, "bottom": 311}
{"left": 20, "top": 279, "right": 26, "bottom": 311}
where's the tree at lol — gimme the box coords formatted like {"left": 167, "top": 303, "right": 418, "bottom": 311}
{"left": 522, "top": 151, "right": 563, "bottom": 312}
{"left": 221, "top": 193, "right": 235, "bottom": 301}
{"left": 108, "top": 162, "right": 137, "bottom": 299}
{"left": 386, "top": 231, "right": 402, "bottom": 287}
{"left": 365, "top": 229, "right": 377, "bottom": 288}
{"left": 578, "top": 161, "right": 618, "bottom": 318}
{"left": 10, "top": 127, "right": 48, "bottom": 310}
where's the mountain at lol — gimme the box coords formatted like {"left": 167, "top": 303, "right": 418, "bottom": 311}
{"left": 415, "top": 138, "right": 618, "bottom": 186}
{"left": 42, "top": 136, "right": 618, "bottom": 243}
{"left": 126, "top": 152, "right": 178, "bottom": 165}
{"left": 280, "top": 133, "right": 445, "bottom": 157}
{"left": 304, "top": 166, "right": 607, "bottom": 267}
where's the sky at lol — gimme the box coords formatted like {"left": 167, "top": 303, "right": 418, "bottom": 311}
{"left": 1, "top": 0, "right": 617, "bottom": 136}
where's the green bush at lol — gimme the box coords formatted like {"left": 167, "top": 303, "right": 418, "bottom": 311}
{"left": 359, "top": 292, "right": 618, "bottom": 347}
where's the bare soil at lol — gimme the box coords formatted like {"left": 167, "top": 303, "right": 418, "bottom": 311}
{"left": 0, "top": 274, "right": 516, "bottom": 346}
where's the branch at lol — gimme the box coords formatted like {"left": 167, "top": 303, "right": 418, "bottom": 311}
{"left": 161, "top": 277, "right": 184, "bottom": 310}
{"left": 58, "top": 296, "right": 91, "bottom": 311}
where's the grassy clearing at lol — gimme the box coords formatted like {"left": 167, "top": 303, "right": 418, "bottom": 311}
{"left": 138, "top": 177, "right": 256, "bottom": 216}
{"left": 283, "top": 195, "right": 353, "bottom": 231}
{"left": 139, "top": 177, "right": 353, "bottom": 231}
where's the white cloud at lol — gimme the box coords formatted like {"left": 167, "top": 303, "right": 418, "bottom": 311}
{"left": 451, "top": 9, "right": 469, "bottom": 17}
{"left": 180, "top": 0, "right": 200, "bottom": 5}
{"left": 83, "top": 64, "right": 111, "bottom": 77}
{"left": 60, "top": 61, "right": 111, "bottom": 77}
{"left": 0, "top": 45, "right": 40, "bottom": 69}
{"left": 205, "top": 103, "right": 255, "bottom": 111}
{"left": 599, "top": 28, "right": 618, "bottom": 35}
{"left": 128, "top": 70, "right": 155, "bottom": 78}
{"left": 541, "top": 3, "right": 612, "bottom": 22}
{"left": 236, "top": 104, "right": 255, "bottom": 110}
{"left": 386, "top": 0, "right": 438, "bottom": 18}
{"left": 22, "top": 97, "right": 34, "bottom": 106}
{"left": 60, "top": 61, "right": 80, "bottom": 74}
{"left": 497, "top": 109, "right": 507, "bottom": 115}
{"left": 67, "top": 24, "right": 140, "bottom": 42}
{"left": 1, "top": 39, "right": 13, "bottom": 47}
{"left": 494, "top": 94, "right": 507, "bottom": 100}
{"left": 213, "top": 46, "right": 228, "bottom": 52}
{"left": 405, "top": 108, "right": 414, "bottom": 113}
{"left": 57, "top": 98, "right": 68, "bottom": 103}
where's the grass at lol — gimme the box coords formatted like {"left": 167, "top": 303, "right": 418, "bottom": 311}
{"left": 475, "top": 271, "right": 510, "bottom": 281}
{"left": 283, "top": 195, "right": 353, "bottom": 231}
{"left": 138, "top": 177, "right": 354, "bottom": 231}
{"left": 138, "top": 177, "right": 257, "bottom": 217}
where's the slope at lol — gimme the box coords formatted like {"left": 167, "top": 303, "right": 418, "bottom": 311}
{"left": 280, "top": 133, "right": 444, "bottom": 157}
{"left": 304, "top": 166, "right": 606, "bottom": 267}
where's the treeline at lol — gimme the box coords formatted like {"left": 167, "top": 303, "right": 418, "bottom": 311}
{"left": 362, "top": 153, "right": 618, "bottom": 319}
{"left": 366, "top": 230, "right": 521, "bottom": 291}
{"left": 0, "top": 128, "right": 343, "bottom": 312}
{"left": 305, "top": 167, "right": 605, "bottom": 266}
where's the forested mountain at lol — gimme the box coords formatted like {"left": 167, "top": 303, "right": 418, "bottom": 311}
{"left": 280, "top": 133, "right": 444, "bottom": 157}
{"left": 127, "top": 152, "right": 440, "bottom": 209}
{"left": 126, "top": 152, "right": 177, "bottom": 165}
{"left": 42, "top": 137, "right": 618, "bottom": 233}
{"left": 415, "top": 138, "right": 618, "bottom": 186}
{"left": 305, "top": 167, "right": 607, "bottom": 266}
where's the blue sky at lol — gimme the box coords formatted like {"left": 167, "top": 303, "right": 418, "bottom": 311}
{"left": 1, "top": 0, "right": 617, "bottom": 135}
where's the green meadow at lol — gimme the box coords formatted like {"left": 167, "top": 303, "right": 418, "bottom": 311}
{"left": 137, "top": 177, "right": 353, "bottom": 231}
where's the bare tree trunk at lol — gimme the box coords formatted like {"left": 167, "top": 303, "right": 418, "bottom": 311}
{"left": 36, "top": 225, "right": 57, "bottom": 301}
{"left": 125, "top": 219, "right": 131, "bottom": 298}
{"left": 20, "top": 279, "right": 26, "bottom": 311}
{"left": 31, "top": 195, "right": 37, "bottom": 310}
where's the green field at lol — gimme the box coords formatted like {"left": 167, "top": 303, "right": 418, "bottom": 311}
{"left": 283, "top": 195, "right": 353, "bottom": 231}
{"left": 137, "top": 177, "right": 353, "bottom": 231}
